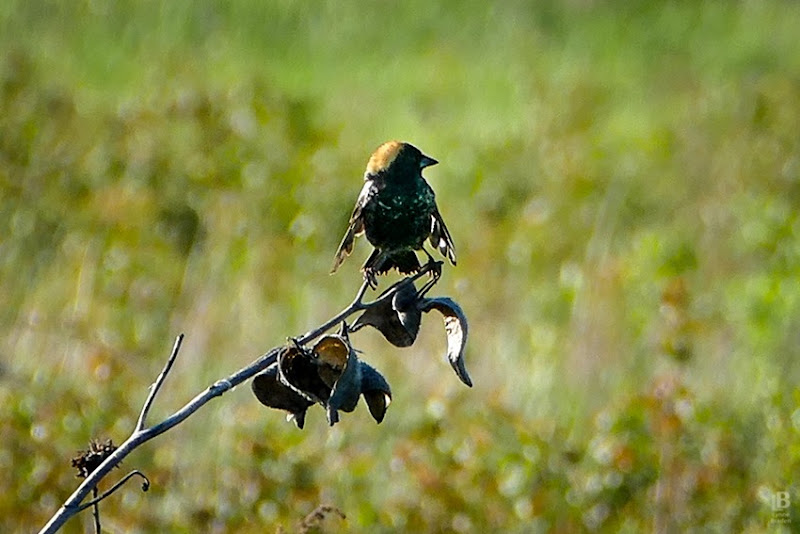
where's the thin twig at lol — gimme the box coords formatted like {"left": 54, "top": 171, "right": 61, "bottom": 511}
{"left": 91, "top": 487, "right": 100, "bottom": 534}
{"left": 294, "top": 280, "right": 370, "bottom": 345}
{"left": 77, "top": 471, "right": 150, "bottom": 513}
{"left": 136, "top": 334, "right": 184, "bottom": 432}
{"left": 38, "top": 343, "right": 281, "bottom": 534}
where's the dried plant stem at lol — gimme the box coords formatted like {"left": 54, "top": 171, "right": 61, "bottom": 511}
{"left": 38, "top": 267, "right": 440, "bottom": 534}
{"left": 136, "top": 334, "right": 183, "bottom": 432}
{"left": 91, "top": 488, "right": 100, "bottom": 534}
{"left": 37, "top": 342, "right": 280, "bottom": 534}
{"left": 77, "top": 471, "right": 150, "bottom": 513}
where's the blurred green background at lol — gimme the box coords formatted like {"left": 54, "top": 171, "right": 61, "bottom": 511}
{"left": 2, "top": 1, "right": 800, "bottom": 532}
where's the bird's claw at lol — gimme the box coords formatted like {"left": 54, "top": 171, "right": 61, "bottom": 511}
{"left": 363, "top": 268, "right": 379, "bottom": 290}
{"left": 426, "top": 259, "right": 444, "bottom": 281}
{"left": 412, "top": 258, "right": 443, "bottom": 298}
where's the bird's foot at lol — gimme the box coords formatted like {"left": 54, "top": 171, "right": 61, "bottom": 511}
{"left": 420, "top": 247, "right": 443, "bottom": 281}
{"left": 362, "top": 268, "right": 379, "bottom": 290}
{"left": 425, "top": 258, "right": 444, "bottom": 282}
{"left": 412, "top": 258, "right": 442, "bottom": 298}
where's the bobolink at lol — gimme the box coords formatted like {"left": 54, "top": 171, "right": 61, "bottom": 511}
{"left": 331, "top": 141, "right": 456, "bottom": 287}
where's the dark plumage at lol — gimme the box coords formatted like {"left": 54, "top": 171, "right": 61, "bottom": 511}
{"left": 331, "top": 141, "right": 456, "bottom": 286}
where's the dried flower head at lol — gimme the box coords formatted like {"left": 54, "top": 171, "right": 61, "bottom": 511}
{"left": 71, "top": 439, "right": 118, "bottom": 478}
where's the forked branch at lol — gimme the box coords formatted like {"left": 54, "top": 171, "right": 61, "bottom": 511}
{"left": 38, "top": 265, "right": 445, "bottom": 534}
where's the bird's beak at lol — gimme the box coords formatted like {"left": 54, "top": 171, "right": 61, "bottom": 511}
{"left": 419, "top": 155, "right": 439, "bottom": 169}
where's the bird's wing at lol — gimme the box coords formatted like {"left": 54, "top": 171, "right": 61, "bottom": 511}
{"left": 331, "top": 181, "right": 374, "bottom": 273}
{"left": 429, "top": 205, "right": 457, "bottom": 265}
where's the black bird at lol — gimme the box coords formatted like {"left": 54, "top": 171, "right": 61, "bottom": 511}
{"left": 331, "top": 141, "right": 456, "bottom": 287}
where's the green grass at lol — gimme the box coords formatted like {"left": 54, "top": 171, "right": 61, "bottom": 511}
{"left": 2, "top": 1, "right": 800, "bottom": 532}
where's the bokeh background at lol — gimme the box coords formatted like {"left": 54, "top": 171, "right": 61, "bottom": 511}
{"left": 2, "top": 1, "right": 800, "bottom": 532}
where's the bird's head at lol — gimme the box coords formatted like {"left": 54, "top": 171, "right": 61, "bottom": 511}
{"left": 365, "top": 141, "right": 438, "bottom": 181}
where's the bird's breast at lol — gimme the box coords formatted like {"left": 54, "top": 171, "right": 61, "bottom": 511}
{"left": 362, "top": 183, "right": 435, "bottom": 249}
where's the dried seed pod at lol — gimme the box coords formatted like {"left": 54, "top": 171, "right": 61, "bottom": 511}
{"left": 352, "top": 279, "right": 472, "bottom": 387}
{"left": 360, "top": 362, "right": 392, "bottom": 423}
{"left": 419, "top": 297, "right": 472, "bottom": 387}
{"left": 278, "top": 344, "right": 330, "bottom": 405}
{"left": 313, "top": 335, "right": 361, "bottom": 425}
{"left": 351, "top": 281, "right": 420, "bottom": 347}
{"left": 251, "top": 361, "right": 312, "bottom": 429}
{"left": 253, "top": 335, "right": 393, "bottom": 427}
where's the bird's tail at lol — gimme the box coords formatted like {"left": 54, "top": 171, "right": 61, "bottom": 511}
{"left": 363, "top": 249, "right": 420, "bottom": 276}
